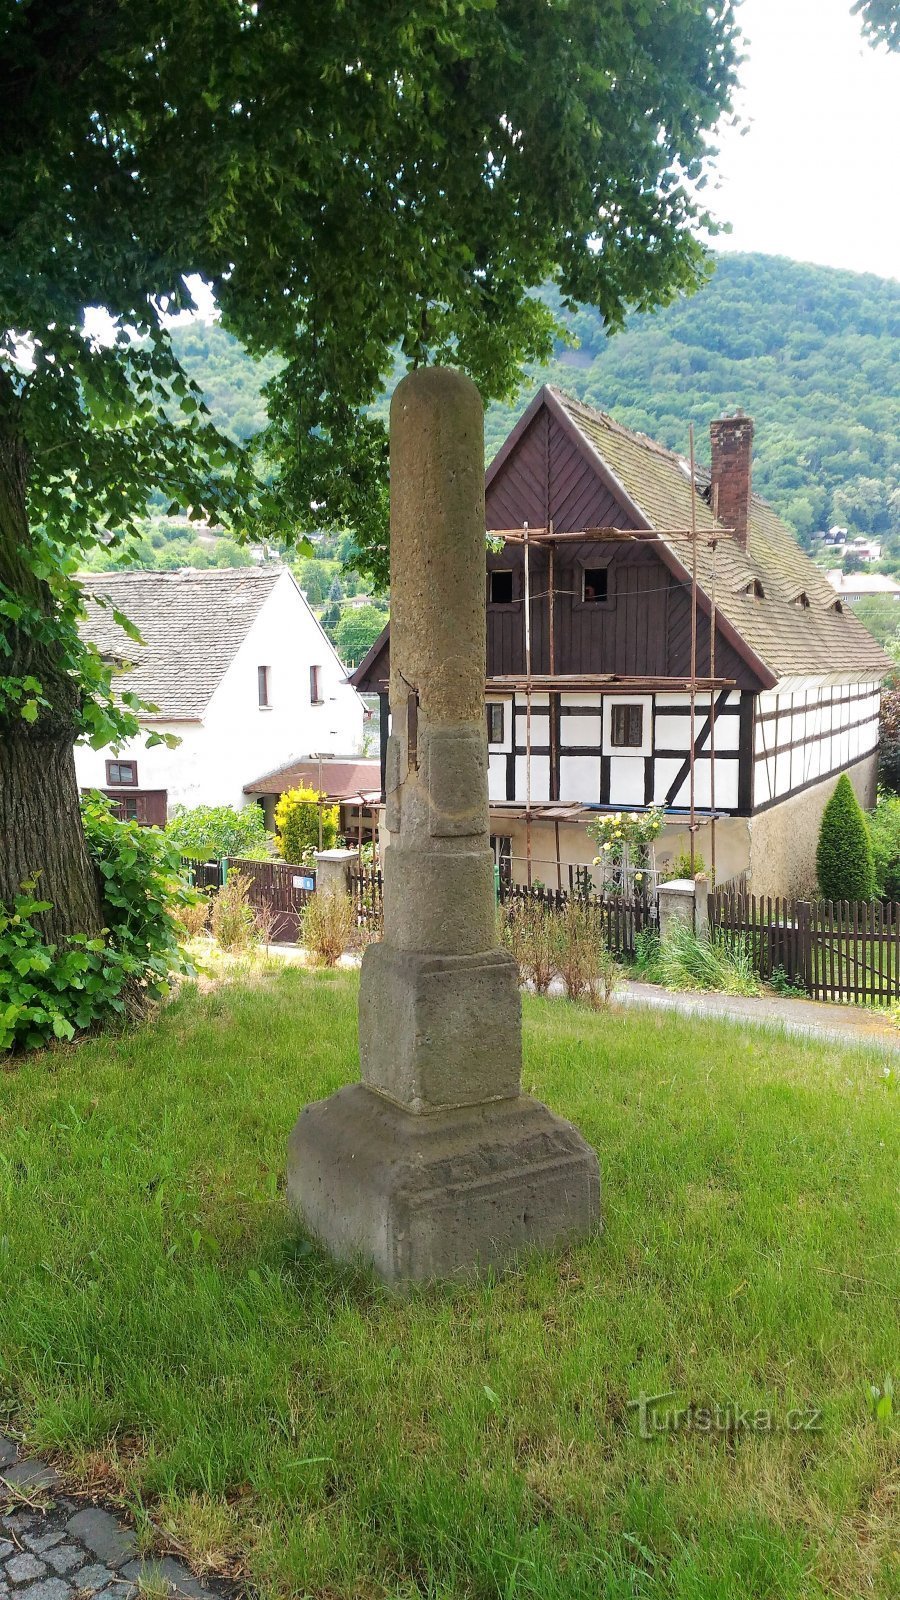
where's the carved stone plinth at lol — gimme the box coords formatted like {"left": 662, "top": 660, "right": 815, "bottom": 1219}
{"left": 288, "top": 1083, "right": 600, "bottom": 1283}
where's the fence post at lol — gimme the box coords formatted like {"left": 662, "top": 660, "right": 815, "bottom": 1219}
{"left": 313, "top": 847, "right": 358, "bottom": 897}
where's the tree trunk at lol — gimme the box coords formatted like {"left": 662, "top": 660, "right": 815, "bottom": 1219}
{"left": 0, "top": 386, "right": 105, "bottom": 943}
{"left": 0, "top": 729, "right": 103, "bottom": 943}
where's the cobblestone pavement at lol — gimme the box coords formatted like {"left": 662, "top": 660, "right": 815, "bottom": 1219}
{"left": 1, "top": 1436, "right": 228, "bottom": 1600}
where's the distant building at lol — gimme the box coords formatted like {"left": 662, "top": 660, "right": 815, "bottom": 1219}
{"left": 826, "top": 570, "right": 900, "bottom": 603}
{"left": 75, "top": 568, "right": 364, "bottom": 822}
{"left": 243, "top": 756, "right": 382, "bottom": 843}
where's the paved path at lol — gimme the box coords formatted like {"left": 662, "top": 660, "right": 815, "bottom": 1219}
{"left": 260, "top": 941, "right": 900, "bottom": 1053}
{"left": 0, "top": 1437, "right": 225, "bottom": 1600}
{"left": 614, "top": 978, "right": 900, "bottom": 1053}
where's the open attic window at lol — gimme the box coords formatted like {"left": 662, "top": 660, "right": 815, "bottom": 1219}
{"left": 793, "top": 590, "right": 811, "bottom": 609}
{"left": 830, "top": 597, "right": 845, "bottom": 613}
{"left": 741, "top": 577, "right": 765, "bottom": 599}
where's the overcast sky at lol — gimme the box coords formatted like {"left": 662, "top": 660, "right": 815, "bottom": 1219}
{"left": 709, "top": 0, "right": 900, "bottom": 279}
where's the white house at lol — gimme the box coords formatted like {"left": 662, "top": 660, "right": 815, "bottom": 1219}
{"left": 75, "top": 567, "right": 365, "bottom": 822}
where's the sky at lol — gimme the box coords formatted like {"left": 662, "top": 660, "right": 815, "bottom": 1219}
{"left": 708, "top": 0, "right": 900, "bottom": 280}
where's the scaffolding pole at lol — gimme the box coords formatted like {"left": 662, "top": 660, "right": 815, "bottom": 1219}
{"left": 523, "top": 522, "right": 533, "bottom": 888}
{"left": 688, "top": 424, "right": 699, "bottom": 909}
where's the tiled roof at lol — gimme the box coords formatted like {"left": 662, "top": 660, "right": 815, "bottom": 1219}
{"left": 552, "top": 390, "right": 891, "bottom": 682}
{"left": 78, "top": 567, "right": 282, "bottom": 719}
{"left": 244, "top": 757, "right": 381, "bottom": 797}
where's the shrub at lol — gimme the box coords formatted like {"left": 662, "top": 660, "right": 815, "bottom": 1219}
{"left": 660, "top": 850, "right": 707, "bottom": 882}
{"left": 1, "top": 796, "right": 196, "bottom": 1053}
{"left": 81, "top": 793, "right": 196, "bottom": 984}
{"left": 274, "top": 786, "right": 339, "bottom": 865}
{"left": 302, "top": 888, "right": 354, "bottom": 966}
{"left": 868, "top": 795, "right": 900, "bottom": 901}
{"left": 816, "top": 774, "right": 875, "bottom": 900}
{"left": 210, "top": 873, "right": 257, "bottom": 952}
{"left": 552, "top": 900, "right": 618, "bottom": 1008}
{"left": 500, "top": 898, "right": 556, "bottom": 994}
{"left": 166, "top": 803, "right": 272, "bottom": 862}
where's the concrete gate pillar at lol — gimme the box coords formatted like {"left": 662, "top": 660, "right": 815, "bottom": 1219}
{"left": 312, "top": 847, "right": 357, "bottom": 898}
{"left": 287, "top": 367, "right": 600, "bottom": 1284}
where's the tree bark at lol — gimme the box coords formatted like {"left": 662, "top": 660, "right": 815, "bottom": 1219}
{"left": 0, "top": 384, "right": 105, "bottom": 942}
{"left": 0, "top": 728, "right": 103, "bottom": 942}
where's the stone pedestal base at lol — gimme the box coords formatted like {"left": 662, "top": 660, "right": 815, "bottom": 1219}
{"left": 287, "top": 1083, "right": 600, "bottom": 1285}
{"left": 359, "top": 942, "right": 522, "bottom": 1112}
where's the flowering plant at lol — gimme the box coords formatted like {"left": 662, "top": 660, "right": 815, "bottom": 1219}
{"left": 588, "top": 807, "right": 664, "bottom": 894}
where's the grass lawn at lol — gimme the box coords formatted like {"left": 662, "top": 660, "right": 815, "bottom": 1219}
{"left": 0, "top": 968, "right": 897, "bottom": 1600}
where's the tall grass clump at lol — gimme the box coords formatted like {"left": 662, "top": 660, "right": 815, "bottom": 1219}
{"left": 210, "top": 873, "right": 256, "bottom": 952}
{"left": 656, "top": 917, "right": 761, "bottom": 996}
{"left": 500, "top": 898, "right": 556, "bottom": 993}
{"left": 552, "top": 899, "right": 618, "bottom": 1008}
{"left": 302, "top": 888, "right": 354, "bottom": 966}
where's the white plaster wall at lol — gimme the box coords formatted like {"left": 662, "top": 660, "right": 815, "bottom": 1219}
{"left": 74, "top": 571, "right": 364, "bottom": 815}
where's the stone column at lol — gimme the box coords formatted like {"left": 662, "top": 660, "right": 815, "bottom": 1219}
{"left": 287, "top": 367, "right": 599, "bottom": 1285}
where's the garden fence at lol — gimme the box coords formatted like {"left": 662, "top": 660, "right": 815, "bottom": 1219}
{"left": 709, "top": 890, "right": 900, "bottom": 1006}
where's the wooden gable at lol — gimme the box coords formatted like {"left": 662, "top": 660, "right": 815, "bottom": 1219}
{"left": 484, "top": 396, "right": 759, "bottom": 689}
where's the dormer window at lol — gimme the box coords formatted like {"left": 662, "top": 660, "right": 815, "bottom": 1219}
{"left": 793, "top": 591, "right": 811, "bottom": 608}
{"left": 830, "top": 598, "right": 844, "bottom": 613}
{"left": 582, "top": 568, "right": 609, "bottom": 604}
{"left": 743, "top": 578, "right": 765, "bottom": 599}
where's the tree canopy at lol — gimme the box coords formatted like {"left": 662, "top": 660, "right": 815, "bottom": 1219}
{"left": 1, "top": 0, "right": 741, "bottom": 933}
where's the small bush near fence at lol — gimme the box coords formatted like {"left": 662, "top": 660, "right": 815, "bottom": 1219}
{"left": 210, "top": 873, "right": 257, "bottom": 953}
{"left": 500, "top": 894, "right": 620, "bottom": 1006}
{"left": 302, "top": 889, "right": 355, "bottom": 967}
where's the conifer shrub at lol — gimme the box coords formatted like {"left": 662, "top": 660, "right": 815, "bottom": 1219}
{"left": 816, "top": 774, "right": 875, "bottom": 901}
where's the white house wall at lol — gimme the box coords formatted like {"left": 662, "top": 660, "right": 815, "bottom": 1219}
{"left": 752, "top": 680, "right": 880, "bottom": 810}
{"left": 75, "top": 571, "right": 364, "bottom": 815}
{"left": 487, "top": 688, "right": 746, "bottom": 813}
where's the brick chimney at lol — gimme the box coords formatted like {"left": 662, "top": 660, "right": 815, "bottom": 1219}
{"left": 709, "top": 411, "right": 754, "bottom": 550}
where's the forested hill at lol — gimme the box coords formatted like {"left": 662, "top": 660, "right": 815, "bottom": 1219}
{"left": 172, "top": 252, "right": 900, "bottom": 543}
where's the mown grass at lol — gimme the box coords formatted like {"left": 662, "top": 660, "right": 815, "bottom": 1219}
{"left": 0, "top": 969, "right": 897, "bottom": 1600}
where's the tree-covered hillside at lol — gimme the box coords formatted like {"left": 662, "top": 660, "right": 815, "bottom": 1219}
{"left": 171, "top": 251, "right": 899, "bottom": 546}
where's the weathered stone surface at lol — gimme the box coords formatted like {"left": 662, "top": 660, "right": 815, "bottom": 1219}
{"left": 42, "top": 1548, "right": 81, "bottom": 1577}
{"left": 0, "top": 1440, "right": 17, "bottom": 1472}
{"left": 0, "top": 1463, "right": 58, "bottom": 1499}
{"left": 69, "top": 1565, "right": 113, "bottom": 1593}
{"left": 14, "top": 1582, "right": 70, "bottom": 1600}
{"left": 288, "top": 366, "right": 600, "bottom": 1284}
{"left": 121, "top": 1559, "right": 208, "bottom": 1599}
{"left": 6, "top": 1554, "right": 46, "bottom": 1584}
{"left": 358, "top": 945, "right": 521, "bottom": 1112}
{"left": 63, "top": 1514, "right": 135, "bottom": 1572}
{"left": 21, "top": 1538, "right": 64, "bottom": 1557}
{"left": 290, "top": 1082, "right": 600, "bottom": 1283}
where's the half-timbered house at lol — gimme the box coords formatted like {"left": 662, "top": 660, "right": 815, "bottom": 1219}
{"left": 353, "top": 388, "right": 890, "bottom": 896}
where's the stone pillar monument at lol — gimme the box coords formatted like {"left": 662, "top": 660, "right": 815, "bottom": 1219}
{"left": 287, "top": 367, "right": 599, "bottom": 1284}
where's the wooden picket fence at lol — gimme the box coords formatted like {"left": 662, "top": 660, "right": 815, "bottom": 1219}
{"left": 350, "top": 866, "right": 384, "bottom": 933}
{"left": 499, "top": 881, "right": 657, "bottom": 959}
{"left": 709, "top": 890, "right": 900, "bottom": 1006}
